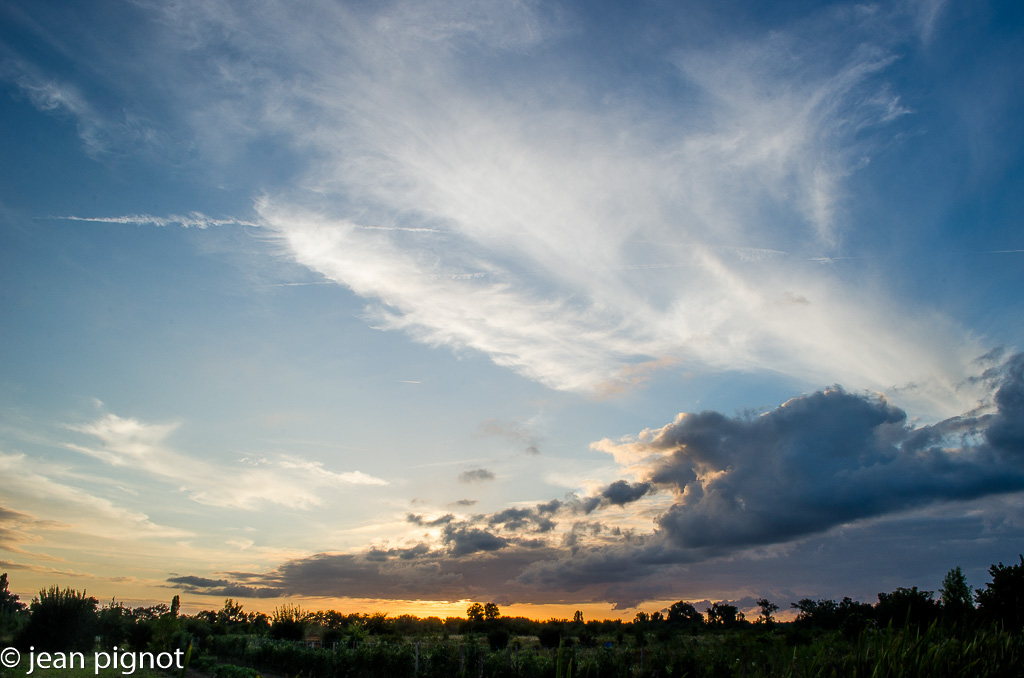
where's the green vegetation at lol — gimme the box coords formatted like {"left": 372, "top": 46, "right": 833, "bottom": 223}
{"left": 1, "top": 556, "right": 1022, "bottom": 677}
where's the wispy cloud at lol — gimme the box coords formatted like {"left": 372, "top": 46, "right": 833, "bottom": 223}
{"left": 0, "top": 57, "right": 160, "bottom": 158}
{"left": 478, "top": 416, "right": 543, "bottom": 455}
{"left": 196, "top": 0, "right": 977, "bottom": 418}
{"left": 48, "top": 213, "right": 261, "bottom": 229}
{"left": 0, "top": 450, "right": 190, "bottom": 541}
{"left": 11, "top": 1, "right": 986, "bottom": 418}
{"left": 66, "top": 412, "right": 388, "bottom": 511}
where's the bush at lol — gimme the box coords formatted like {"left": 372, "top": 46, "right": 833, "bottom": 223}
{"left": 487, "top": 627, "right": 510, "bottom": 650}
{"left": 537, "top": 625, "right": 561, "bottom": 649}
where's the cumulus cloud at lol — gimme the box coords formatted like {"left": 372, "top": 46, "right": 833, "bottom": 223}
{"left": 488, "top": 506, "right": 556, "bottom": 532}
{"left": 598, "top": 353, "right": 1024, "bottom": 557}
{"left": 442, "top": 525, "right": 510, "bottom": 557}
{"left": 601, "top": 480, "right": 654, "bottom": 507}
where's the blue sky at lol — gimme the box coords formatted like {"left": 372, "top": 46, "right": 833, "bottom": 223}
{"left": 1, "top": 0, "right": 1022, "bottom": 619}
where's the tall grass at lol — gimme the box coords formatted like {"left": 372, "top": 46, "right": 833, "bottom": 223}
{"left": 193, "top": 623, "right": 1023, "bottom": 678}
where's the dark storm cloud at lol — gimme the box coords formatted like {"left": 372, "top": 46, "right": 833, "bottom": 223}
{"left": 985, "top": 353, "right": 1024, "bottom": 453}
{"left": 488, "top": 506, "right": 556, "bottom": 532}
{"left": 536, "top": 499, "right": 562, "bottom": 513}
{"left": 566, "top": 483, "right": 651, "bottom": 514}
{"left": 458, "top": 468, "right": 495, "bottom": 483}
{"left": 642, "top": 356, "right": 1024, "bottom": 552}
{"left": 169, "top": 494, "right": 1024, "bottom": 608}
{"left": 366, "top": 544, "right": 432, "bottom": 561}
{"left": 601, "top": 480, "right": 654, "bottom": 506}
{"left": 268, "top": 546, "right": 574, "bottom": 604}
{"left": 166, "top": 575, "right": 285, "bottom": 598}
{"left": 442, "top": 525, "right": 509, "bottom": 556}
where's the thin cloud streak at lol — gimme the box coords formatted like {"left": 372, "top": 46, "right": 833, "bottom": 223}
{"left": 49, "top": 213, "right": 261, "bottom": 229}
{"left": 65, "top": 412, "right": 388, "bottom": 511}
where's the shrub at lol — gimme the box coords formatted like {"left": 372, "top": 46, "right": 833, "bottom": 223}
{"left": 537, "top": 625, "right": 561, "bottom": 649}
{"left": 487, "top": 627, "right": 510, "bottom": 650}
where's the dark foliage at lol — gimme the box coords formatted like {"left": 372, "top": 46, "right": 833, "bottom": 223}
{"left": 0, "top": 574, "right": 27, "bottom": 641}
{"left": 537, "top": 624, "right": 562, "bottom": 649}
{"left": 17, "top": 586, "right": 98, "bottom": 652}
{"left": 875, "top": 586, "right": 940, "bottom": 630}
{"left": 976, "top": 554, "right": 1024, "bottom": 630}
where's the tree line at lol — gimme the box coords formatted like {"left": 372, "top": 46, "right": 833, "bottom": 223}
{"left": 1, "top": 556, "right": 1022, "bottom": 656}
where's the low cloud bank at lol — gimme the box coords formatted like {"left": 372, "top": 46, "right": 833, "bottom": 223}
{"left": 171, "top": 354, "right": 1024, "bottom": 606}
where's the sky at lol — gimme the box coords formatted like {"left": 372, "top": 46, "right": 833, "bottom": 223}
{"left": 1, "top": 0, "right": 1023, "bottom": 621}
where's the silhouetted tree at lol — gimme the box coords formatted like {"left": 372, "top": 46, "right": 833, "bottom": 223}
{"left": 466, "top": 602, "right": 485, "bottom": 622}
{"left": 483, "top": 602, "right": 500, "bottom": 620}
{"left": 939, "top": 566, "right": 974, "bottom": 625}
{"left": 0, "top": 573, "right": 27, "bottom": 640}
{"left": 792, "top": 597, "right": 873, "bottom": 633}
{"left": 270, "top": 603, "right": 307, "bottom": 641}
{"left": 667, "top": 601, "right": 702, "bottom": 628}
{"left": 976, "top": 554, "right": 1024, "bottom": 630}
{"left": 97, "top": 598, "right": 133, "bottom": 647}
{"left": 875, "top": 587, "right": 939, "bottom": 629}
{"left": 705, "top": 602, "right": 743, "bottom": 628}
{"left": 756, "top": 598, "right": 779, "bottom": 625}
{"left": 792, "top": 598, "right": 838, "bottom": 629}
{"left": 364, "top": 612, "right": 394, "bottom": 636}
{"left": 18, "top": 586, "right": 98, "bottom": 652}
{"left": 218, "top": 598, "right": 247, "bottom": 627}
